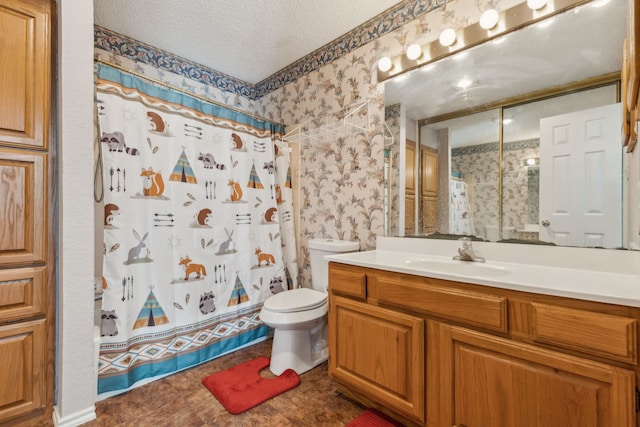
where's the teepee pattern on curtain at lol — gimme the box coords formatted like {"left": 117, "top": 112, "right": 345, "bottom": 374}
{"left": 96, "top": 64, "right": 297, "bottom": 396}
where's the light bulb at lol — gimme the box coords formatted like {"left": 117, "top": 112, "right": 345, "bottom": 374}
{"left": 406, "top": 44, "right": 422, "bottom": 60}
{"left": 439, "top": 28, "right": 457, "bottom": 47}
{"left": 479, "top": 9, "right": 499, "bottom": 30}
{"left": 378, "top": 56, "right": 392, "bottom": 72}
{"left": 527, "top": 0, "right": 547, "bottom": 10}
{"left": 454, "top": 77, "right": 473, "bottom": 89}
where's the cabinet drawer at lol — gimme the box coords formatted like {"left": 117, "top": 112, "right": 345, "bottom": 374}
{"left": 531, "top": 303, "right": 637, "bottom": 364}
{"left": 0, "top": 266, "right": 46, "bottom": 322}
{"left": 328, "top": 263, "right": 366, "bottom": 299}
{"left": 373, "top": 275, "right": 507, "bottom": 332}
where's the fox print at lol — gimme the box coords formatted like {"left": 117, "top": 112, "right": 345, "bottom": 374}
{"left": 179, "top": 255, "right": 207, "bottom": 280}
{"left": 255, "top": 247, "right": 276, "bottom": 266}
{"left": 141, "top": 167, "right": 165, "bottom": 197}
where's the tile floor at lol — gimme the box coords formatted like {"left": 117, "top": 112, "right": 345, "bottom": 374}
{"left": 83, "top": 338, "right": 366, "bottom": 426}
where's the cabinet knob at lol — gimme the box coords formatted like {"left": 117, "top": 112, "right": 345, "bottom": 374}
{"left": 541, "top": 219, "right": 550, "bottom": 227}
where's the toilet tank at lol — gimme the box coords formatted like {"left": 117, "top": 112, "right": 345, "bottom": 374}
{"left": 308, "top": 238, "right": 359, "bottom": 293}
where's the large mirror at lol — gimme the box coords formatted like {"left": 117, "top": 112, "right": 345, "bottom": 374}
{"left": 384, "top": 0, "right": 629, "bottom": 248}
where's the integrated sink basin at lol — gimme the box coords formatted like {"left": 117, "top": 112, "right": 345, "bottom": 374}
{"left": 325, "top": 246, "right": 640, "bottom": 308}
{"left": 404, "top": 258, "right": 511, "bottom": 277}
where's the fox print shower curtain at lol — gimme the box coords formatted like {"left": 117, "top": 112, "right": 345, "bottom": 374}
{"left": 96, "top": 64, "right": 297, "bottom": 395}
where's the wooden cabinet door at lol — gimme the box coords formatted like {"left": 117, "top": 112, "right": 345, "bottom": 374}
{"left": 0, "top": 0, "right": 51, "bottom": 149}
{"left": 0, "top": 148, "right": 46, "bottom": 266}
{"left": 421, "top": 197, "right": 437, "bottom": 234}
{"left": 428, "top": 321, "right": 635, "bottom": 427}
{"left": 329, "top": 295, "right": 425, "bottom": 423}
{"left": 420, "top": 147, "right": 438, "bottom": 234}
{"left": 405, "top": 194, "right": 415, "bottom": 235}
{"left": 0, "top": 319, "right": 45, "bottom": 423}
{"left": 405, "top": 141, "right": 416, "bottom": 194}
{"left": 421, "top": 147, "right": 437, "bottom": 198}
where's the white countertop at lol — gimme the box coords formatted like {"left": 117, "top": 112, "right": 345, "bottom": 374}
{"left": 326, "top": 249, "right": 640, "bottom": 308}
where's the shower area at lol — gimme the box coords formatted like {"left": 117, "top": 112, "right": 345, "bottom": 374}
{"left": 92, "top": 61, "right": 298, "bottom": 398}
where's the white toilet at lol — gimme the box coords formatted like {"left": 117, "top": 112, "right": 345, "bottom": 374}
{"left": 259, "top": 238, "right": 359, "bottom": 375}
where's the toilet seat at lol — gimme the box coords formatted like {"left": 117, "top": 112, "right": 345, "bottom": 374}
{"left": 263, "top": 288, "right": 327, "bottom": 313}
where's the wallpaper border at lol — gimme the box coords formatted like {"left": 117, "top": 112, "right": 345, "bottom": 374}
{"left": 94, "top": 0, "right": 446, "bottom": 100}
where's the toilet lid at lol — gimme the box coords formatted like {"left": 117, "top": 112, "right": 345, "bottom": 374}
{"left": 263, "top": 288, "right": 327, "bottom": 313}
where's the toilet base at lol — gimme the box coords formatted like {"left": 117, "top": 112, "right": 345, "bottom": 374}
{"left": 269, "top": 326, "right": 328, "bottom": 375}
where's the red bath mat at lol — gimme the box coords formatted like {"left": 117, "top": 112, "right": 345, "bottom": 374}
{"left": 202, "top": 356, "right": 300, "bottom": 414}
{"left": 346, "top": 408, "right": 405, "bottom": 427}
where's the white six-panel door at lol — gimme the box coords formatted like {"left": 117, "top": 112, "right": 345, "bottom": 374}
{"left": 539, "top": 103, "right": 622, "bottom": 248}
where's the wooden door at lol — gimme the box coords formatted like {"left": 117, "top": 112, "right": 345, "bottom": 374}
{"left": 428, "top": 321, "right": 635, "bottom": 427}
{"left": 539, "top": 103, "right": 622, "bottom": 248}
{"left": 329, "top": 295, "right": 425, "bottom": 423}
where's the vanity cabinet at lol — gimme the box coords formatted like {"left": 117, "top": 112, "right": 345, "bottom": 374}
{"left": 328, "top": 262, "right": 639, "bottom": 427}
{"left": 429, "top": 321, "right": 634, "bottom": 427}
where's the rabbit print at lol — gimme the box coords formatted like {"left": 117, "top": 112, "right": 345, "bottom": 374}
{"left": 126, "top": 230, "right": 148, "bottom": 264}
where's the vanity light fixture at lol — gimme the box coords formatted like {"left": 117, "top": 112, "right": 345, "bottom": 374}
{"left": 521, "top": 157, "right": 540, "bottom": 167}
{"left": 377, "top": 0, "right": 568, "bottom": 84}
{"left": 493, "top": 117, "right": 515, "bottom": 125}
{"left": 527, "top": 0, "right": 547, "bottom": 10}
{"left": 378, "top": 56, "right": 393, "bottom": 72}
{"left": 479, "top": 9, "right": 499, "bottom": 30}
{"left": 406, "top": 43, "right": 422, "bottom": 60}
{"left": 439, "top": 28, "right": 457, "bottom": 47}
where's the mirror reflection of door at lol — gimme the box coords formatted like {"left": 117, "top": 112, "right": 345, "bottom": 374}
{"left": 421, "top": 147, "right": 438, "bottom": 234}
{"left": 539, "top": 103, "right": 622, "bottom": 247}
{"left": 405, "top": 140, "right": 416, "bottom": 235}
{"left": 502, "top": 84, "right": 619, "bottom": 245}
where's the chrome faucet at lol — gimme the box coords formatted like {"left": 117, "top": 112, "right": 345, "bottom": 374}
{"left": 453, "top": 237, "right": 485, "bottom": 262}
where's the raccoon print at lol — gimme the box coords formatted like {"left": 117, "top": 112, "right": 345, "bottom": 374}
{"left": 197, "top": 152, "right": 226, "bottom": 170}
{"left": 263, "top": 161, "right": 275, "bottom": 174}
{"left": 100, "top": 309, "right": 119, "bottom": 336}
{"left": 199, "top": 291, "right": 216, "bottom": 314}
{"left": 269, "top": 276, "right": 284, "bottom": 294}
{"left": 101, "top": 131, "right": 140, "bottom": 156}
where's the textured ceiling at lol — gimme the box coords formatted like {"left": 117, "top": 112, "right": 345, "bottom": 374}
{"left": 93, "top": 0, "right": 402, "bottom": 84}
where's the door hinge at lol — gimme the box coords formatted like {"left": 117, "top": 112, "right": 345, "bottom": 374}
{"left": 635, "top": 387, "right": 639, "bottom": 412}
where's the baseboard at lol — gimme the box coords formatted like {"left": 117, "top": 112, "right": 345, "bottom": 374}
{"left": 52, "top": 405, "right": 96, "bottom": 427}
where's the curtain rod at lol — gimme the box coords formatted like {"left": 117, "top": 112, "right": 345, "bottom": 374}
{"left": 94, "top": 58, "right": 285, "bottom": 127}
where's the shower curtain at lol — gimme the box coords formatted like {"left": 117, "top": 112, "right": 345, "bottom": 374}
{"left": 449, "top": 177, "right": 474, "bottom": 235}
{"left": 96, "top": 64, "right": 297, "bottom": 396}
